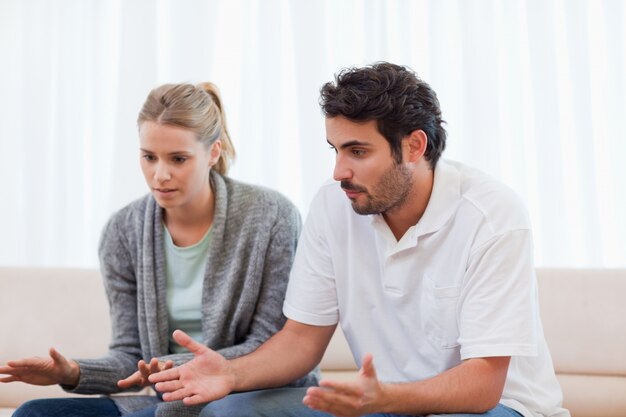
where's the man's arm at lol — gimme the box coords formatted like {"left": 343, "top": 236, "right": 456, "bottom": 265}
{"left": 149, "top": 320, "right": 336, "bottom": 405}
{"left": 231, "top": 320, "right": 335, "bottom": 391}
{"left": 304, "top": 354, "right": 510, "bottom": 417}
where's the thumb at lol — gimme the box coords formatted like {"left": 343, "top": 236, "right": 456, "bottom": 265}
{"left": 172, "top": 330, "right": 207, "bottom": 355}
{"left": 49, "top": 347, "right": 67, "bottom": 365}
{"left": 360, "top": 353, "right": 377, "bottom": 379}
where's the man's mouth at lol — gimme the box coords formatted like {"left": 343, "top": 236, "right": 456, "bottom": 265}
{"left": 340, "top": 181, "right": 366, "bottom": 199}
{"left": 342, "top": 189, "right": 362, "bottom": 199}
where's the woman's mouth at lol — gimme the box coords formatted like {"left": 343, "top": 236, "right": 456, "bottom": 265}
{"left": 155, "top": 188, "right": 177, "bottom": 197}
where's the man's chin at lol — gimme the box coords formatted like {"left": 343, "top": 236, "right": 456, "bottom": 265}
{"left": 350, "top": 202, "right": 377, "bottom": 216}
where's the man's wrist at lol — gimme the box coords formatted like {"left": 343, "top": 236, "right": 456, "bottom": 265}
{"left": 228, "top": 359, "right": 241, "bottom": 392}
{"left": 376, "top": 382, "right": 395, "bottom": 414}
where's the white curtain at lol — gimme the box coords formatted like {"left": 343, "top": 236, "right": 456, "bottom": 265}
{"left": 0, "top": 0, "right": 624, "bottom": 268}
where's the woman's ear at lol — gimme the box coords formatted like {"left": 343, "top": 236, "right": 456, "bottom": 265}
{"left": 209, "top": 140, "right": 222, "bottom": 167}
{"left": 403, "top": 129, "right": 428, "bottom": 163}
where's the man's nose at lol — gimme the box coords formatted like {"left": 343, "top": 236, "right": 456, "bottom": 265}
{"left": 333, "top": 154, "right": 352, "bottom": 182}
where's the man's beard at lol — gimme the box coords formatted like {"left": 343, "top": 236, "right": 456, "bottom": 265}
{"left": 341, "top": 162, "right": 413, "bottom": 215}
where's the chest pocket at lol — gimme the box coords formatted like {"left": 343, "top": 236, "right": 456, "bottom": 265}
{"left": 422, "top": 277, "right": 461, "bottom": 349}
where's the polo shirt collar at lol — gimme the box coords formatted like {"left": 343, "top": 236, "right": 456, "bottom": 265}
{"left": 415, "top": 159, "right": 461, "bottom": 237}
{"left": 370, "top": 159, "right": 461, "bottom": 246}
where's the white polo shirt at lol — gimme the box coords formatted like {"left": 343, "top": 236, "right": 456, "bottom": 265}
{"left": 284, "top": 160, "right": 569, "bottom": 417}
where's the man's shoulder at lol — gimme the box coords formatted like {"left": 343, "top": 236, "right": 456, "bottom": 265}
{"left": 450, "top": 161, "right": 531, "bottom": 232}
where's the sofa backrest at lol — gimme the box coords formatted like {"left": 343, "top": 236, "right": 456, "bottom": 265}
{"left": 0, "top": 267, "right": 110, "bottom": 407}
{"left": 2, "top": 267, "right": 626, "bottom": 417}
{"left": 536, "top": 268, "right": 626, "bottom": 375}
{"left": 536, "top": 268, "right": 626, "bottom": 417}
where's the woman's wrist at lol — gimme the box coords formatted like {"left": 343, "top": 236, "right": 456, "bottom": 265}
{"left": 62, "top": 360, "right": 81, "bottom": 387}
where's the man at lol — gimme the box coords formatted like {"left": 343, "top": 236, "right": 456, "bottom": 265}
{"left": 149, "top": 62, "right": 569, "bottom": 417}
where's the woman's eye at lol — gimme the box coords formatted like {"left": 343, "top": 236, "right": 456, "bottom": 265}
{"left": 142, "top": 154, "right": 156, "bottom": 161}
{"left": 173, "top": 157, "right": 187, "bottom": 163}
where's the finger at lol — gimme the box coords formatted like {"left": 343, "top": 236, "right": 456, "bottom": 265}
{"left": 153, "top": 380, "right": 182, "bottom": 393}
{"left": 162, "top": 387, "right": 192, "bottom": 402}
{"left": 308, "top": 385, "right": 363, "bottom": 405}
{"left": 0, "top": 365, "right": 15, "bottom": 374}
{"left": 49, "top": 347, "right": 66, "bottom": 365}
{"left": 0, "top": 376, "right": 21, "bottom": 383}
{"left": 184, "top": 394, "right": 208, "bottom": 406}
{"left": 149, "top": 358, "right": 160, "bottom": 374}
{"left": 304, "top": 391, "right": 351, "bottom": 416}
{"left": 172, "top": 330, "right": 207, "bottom": 355}
{"left": 317, "top": 379, "right": 362, "bottom": 396}
{"left": 360, "top": 353, "right": 377, "bottom": 379}
{"left": 162, "top": 360, "right": 174, "bottom": 371}
{"left": 305, "top": 389, "right": 360, "bottom": 416}
{"left": 139, "top": 361, "right": 152, "bottom": 380}
{"left": 149, "top": 367, "right": 180, "bottom": 383}
{"left": 6, "top": 358, "right": 35, "bottom": 367}
{"left": 117, "top": 371, "right": 142, "bottom": 389}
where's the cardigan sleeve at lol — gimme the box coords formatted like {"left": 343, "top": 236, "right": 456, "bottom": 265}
{"left": 64, "top": 211, "right": 143, "bottom": 394}
{"left": 216, "top": 199, "right": 301, "bottom": 359}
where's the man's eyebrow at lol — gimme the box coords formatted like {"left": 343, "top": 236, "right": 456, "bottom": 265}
{"left": 326, "top": 140, "right": 371, "bottom": 149}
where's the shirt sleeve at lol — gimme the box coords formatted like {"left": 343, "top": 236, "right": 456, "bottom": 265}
{"left": 457, "top": 228, "right": 540, "bottom": 360}
{"left": 283, "top": 188, "right": 339, "bottom": 326}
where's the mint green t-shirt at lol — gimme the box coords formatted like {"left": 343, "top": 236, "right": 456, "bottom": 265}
{"left": 163, "top": 225, "right": 211, "bottom": 354}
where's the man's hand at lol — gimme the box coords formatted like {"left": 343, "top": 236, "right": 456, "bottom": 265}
{"left": 118, "top": 358, "right": 174, "bottom": 389}
{"left": 149, "top": 329, "right": 236, "bottom": 406}
{"left": 303, "top": 353, "right": 386, "bottom": 417}
{"left": 0, "top": 347, "right": 80, "bottom": 387}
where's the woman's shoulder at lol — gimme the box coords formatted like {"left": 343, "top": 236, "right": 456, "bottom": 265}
{"left": 104, "top": 193, "right": 155, "bottom": 231}
{"left": 220, "top": 175, "right": 298, "bottom": 213}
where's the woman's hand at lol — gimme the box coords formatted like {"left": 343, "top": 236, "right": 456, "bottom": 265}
{"left": 0, "top": 347, "right": 80, "bottom": 387}
{"left": 117, "top": 358, "right": 174, "bottom": 389}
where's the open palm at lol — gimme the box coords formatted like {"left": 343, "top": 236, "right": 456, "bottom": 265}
{"left": 149, "top": 330, "right": 235, "bottom": 406}
{"left": 0, "top": 347, "right": 79, "bottom": 386}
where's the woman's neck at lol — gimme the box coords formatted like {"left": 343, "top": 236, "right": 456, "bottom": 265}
{"left": 163, "top": 185, "right": 215, "bottom": 247}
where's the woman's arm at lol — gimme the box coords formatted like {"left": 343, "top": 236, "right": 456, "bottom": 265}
{"left": 66, "top": 212, "right": 143, "bottom": 394}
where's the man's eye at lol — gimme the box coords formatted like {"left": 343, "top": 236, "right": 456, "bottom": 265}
{"left": 173, "top": 157, "right": 187, "bottom": 163}
{"left": 352, "top": 149, "right": 365, "bottom": 156}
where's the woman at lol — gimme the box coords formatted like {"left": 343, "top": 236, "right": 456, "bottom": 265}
{"left": 0, "top": 83, "right": 316, "bottom": 417}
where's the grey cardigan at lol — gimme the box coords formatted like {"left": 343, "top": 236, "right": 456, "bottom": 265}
{"left": 67, "top": 172, "right": 317, "bottom": 416}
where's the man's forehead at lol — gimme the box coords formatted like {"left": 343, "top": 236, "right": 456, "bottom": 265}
{"left": 325, "top": 118, "right": 386, "bottom": 148}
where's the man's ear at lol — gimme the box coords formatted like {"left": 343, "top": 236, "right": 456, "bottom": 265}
{"left": 403, "top": 129, "right": 428, "bottom": 163}
{"left": 209, "top": 140, "right": 222, "bottom": 167}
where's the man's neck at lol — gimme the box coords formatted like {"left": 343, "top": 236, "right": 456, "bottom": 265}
{"left": 383, "top": 163, "right": 434, "bottom": 241}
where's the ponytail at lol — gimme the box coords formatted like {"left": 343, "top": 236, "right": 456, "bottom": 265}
{"left": 197, "top": 82, "right": 236, "bottom": 175}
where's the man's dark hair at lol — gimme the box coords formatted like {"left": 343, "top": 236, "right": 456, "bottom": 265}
{"left": 320, "top": 62, "right": 447, "bottom": 168}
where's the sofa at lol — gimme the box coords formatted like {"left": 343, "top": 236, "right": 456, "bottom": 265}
{"left": 1, "top": 267, "right": 625, "bottom": 417}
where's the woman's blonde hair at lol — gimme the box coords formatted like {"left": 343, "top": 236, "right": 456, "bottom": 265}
{"left": 137, "top": 82, "right": 236, "bottom": 175}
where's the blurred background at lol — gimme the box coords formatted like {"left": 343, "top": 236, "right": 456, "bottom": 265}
{"left": 0, "top": 0, "right": 624, "bottom": 268}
